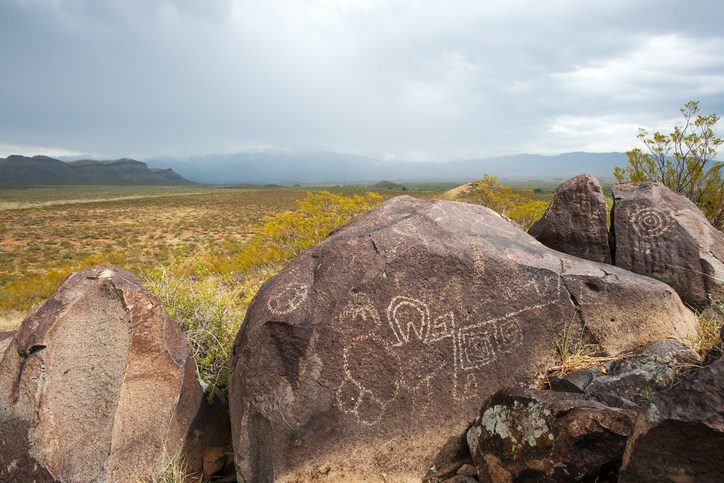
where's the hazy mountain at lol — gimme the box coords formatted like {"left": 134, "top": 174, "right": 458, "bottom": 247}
{"left": 147, "top": 151, "right": 628, "bottom": 184}
{"left": 0, "top": 155, "right": 195, "bottom": 186}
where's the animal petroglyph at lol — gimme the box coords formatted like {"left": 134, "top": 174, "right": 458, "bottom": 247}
{"left": 267, "top": 283, "right": 309, "bottom": 316}
{"left": 335, "top": 281, "right": 560, "bottom": 424}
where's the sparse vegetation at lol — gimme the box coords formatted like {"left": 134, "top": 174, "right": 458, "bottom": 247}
{"left": 692, "top": 296, "right": 723, "bottom": 358}
{"left": 150, "top": 453, "right": 200, "bottom": 483}
{"left": 1, "top": 183, "right": 556, "bottom": 396}
{"left": 549, "top": 318, "right": 614, "bottom": 379}
{"left": 465, "top": 174, "right": 550, "bottom": 229}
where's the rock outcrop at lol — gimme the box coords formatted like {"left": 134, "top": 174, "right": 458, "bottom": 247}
{"left": 529, "top": 173, "right": 611, "bottom": 263}
{"left": 467, "top": 388, "right": 636, "bottom": 482}
{"left": 229, "top": 196, "right": 697, "bottom": 482}
{"left": 0, "top": 267, "right": 212, "bottom": 482}
{"left": 619, "top": 355, "right": 724, "bottom": 481}
{"left": 550, "top": 338, "right": 702, "bottom": 408}
{"left": 611, "top": 181, "right": 724, "bottom": 309}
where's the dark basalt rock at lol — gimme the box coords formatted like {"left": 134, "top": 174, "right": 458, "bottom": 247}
{"left": 611, "top": 181, "right": 724, "bottom": 309}
{"left": 619, "top": 356, "right": 724, "bottom": 482}
{"left": 550, "top": 338, "right": 702, "bottom": 407}
{"left": 229, "top": 196, "right": 697, "bottom": 482}
{"left": 529, "top": 172, "right": 611, "bottom": 264}
{"left": 467, "top": 387, "right": 636, "bottom": 482}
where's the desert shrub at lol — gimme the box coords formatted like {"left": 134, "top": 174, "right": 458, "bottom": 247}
{"left": 467, "top": 174, "right": 549, "bottom": 229}
{"left": 615, "top": 101, "right": 723, "bottom": 230}
{"left": 145, "top": 190, "right": 383, "bottom": 397}
{"left": 144, "top": 261, "right": 248, "bottom": 397}
{"left": 206, "top": 190, "right": 383, "bottom": 274}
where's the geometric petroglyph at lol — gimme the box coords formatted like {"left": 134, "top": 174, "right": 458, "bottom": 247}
{"left": 335, "top": 287, "right": 555, "bottom": 424}
{"left": 267, "top": 283, "right": 308, "bottom": 315}
{"left": 631, "top": 207, "right": 673, "bottom": 238}
{"left": 630, "top": 207, "right": 674, "bottom": 253}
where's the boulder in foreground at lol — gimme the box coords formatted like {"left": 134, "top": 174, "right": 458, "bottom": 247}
{"left": 229, "top": 196, "right": 697, "bottom": 482}
{"left": 0, "top": 267, "right": 212, "bottom": 482}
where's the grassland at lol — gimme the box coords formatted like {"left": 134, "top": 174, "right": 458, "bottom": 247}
{"left": 0, "top": 185, "right": 444, "bottom": 330}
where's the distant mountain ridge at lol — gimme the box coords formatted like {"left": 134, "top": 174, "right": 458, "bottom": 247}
{"left": 0, "top": 155, "right": 195, "bottom": 186}
{"left": 146, "top": 150, "right": 629, "bottom": 184}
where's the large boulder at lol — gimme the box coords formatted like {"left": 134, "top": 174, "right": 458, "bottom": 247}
{"left": 529, "top": 173, "right": 611, "bottom": 263}
{"left": 611, "top": 181, "right": 724, "bottom": 309}
{"left": 467, "top": 387, "right": 636, "bottom": 482}
{"left": 0, "top": 267, "right": 215, "bottom": 482}
{"left": 619, "top": 355, "right": 724, "bottom": 481}
{"left": 229, "top": 196, "right": 698, "bottom": 482}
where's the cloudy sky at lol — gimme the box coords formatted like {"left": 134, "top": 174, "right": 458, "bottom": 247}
{"left": 1, "top": 0, "right": 723, "bottom": 161}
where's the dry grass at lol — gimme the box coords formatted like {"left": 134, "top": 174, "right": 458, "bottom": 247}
{"left": 0, "top": 185, "right": 437, "bottom": 329}
{"left": 548, "top": 318, "right": 615, "bottom": 379}
{"left": 692, "top": 296, "right": 723, "bottom": 358}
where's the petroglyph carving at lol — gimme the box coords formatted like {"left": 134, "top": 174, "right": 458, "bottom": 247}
{"left": 631, "top": 207, "right": 672, "bottom": 238}
{"left": 267, "top": 283, "right": 308, "bottom": 315}
{"left": 335, "top": 281, "right": 560, "bottom": 423}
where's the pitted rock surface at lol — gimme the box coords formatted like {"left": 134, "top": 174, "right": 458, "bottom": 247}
{"left": 229, "top": 196, "right": 697, "bottom": 482}
{"left": 529, "top": 172, "right": 611, "bottom": 263}
{"left": 611, "top": 181, "right": 724, "bottom": 309}
{"left": 0, "top": 267, "right": 210, "bottom": 482}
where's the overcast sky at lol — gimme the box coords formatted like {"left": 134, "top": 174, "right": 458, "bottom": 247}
{"left": 1, "top": 0, "right": 723, "bottom": 162}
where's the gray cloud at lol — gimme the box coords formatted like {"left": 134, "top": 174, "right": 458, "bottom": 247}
{"left": 1, "top": 0, "right": 723, "bottom": 160}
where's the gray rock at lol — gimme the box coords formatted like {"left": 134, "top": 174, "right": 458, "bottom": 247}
{"left": 229, "top": 196, "right": 698, "bottom": 482}
{"left": 0, "top": 267, "right": 221, "bottom": 482}
{"left": 619, "top": 355, "right": 724, "bottom": 481}
{"left": 611, "top": 181, "right": 724, "bottom": 309}
{"left": 467, "top": 387, "right": 636, "bottom": 482}
{"left": 550, "top": 338, "right": 702, "bottom": 407}
{"left": 529, "top": 173, "right": 611, "bottom": 263}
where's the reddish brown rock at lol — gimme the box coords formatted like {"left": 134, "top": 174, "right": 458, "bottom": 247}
{"left": 611, "top": 181, "right": 724, "bottom": 309}
{"left": 619, "top": 356, "right": 724, "bottom": 481}
{"left": 229, "top": 196, "right": 697, "bottom": 482}
{"left": 0, "top": 267, "right": 217, "bottom": 482}
{"left": 529, "top": 173, "right": 611, "bottom": 263}
{"left": 467, "top": 388, "right": 636, "bottom": 482}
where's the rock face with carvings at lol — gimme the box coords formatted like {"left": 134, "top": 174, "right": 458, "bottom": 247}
{"left": 528, "top": 173, "right": 611, "bottom": 264}
{"left": 229, "top": 196, "right": 698, "bottom": 482}
{"left": 611, "top": 181, "right": 724, "bottom": 309}
{"left": 0, "top": 267, "right": 210, "bottom": 482}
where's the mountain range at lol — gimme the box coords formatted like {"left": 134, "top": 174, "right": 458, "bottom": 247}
{"left": 1, "top": 151, "right": 630, "bottom": 186}
{"left": 0, "top": 155, "right": 194, "bottom": 186}
{"left": 145, "top": 151, "right": 629, "bottom": 184}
